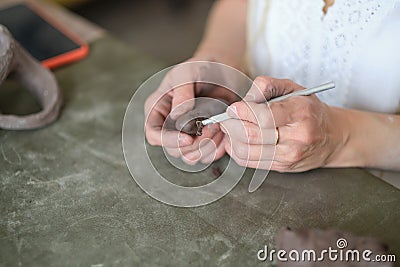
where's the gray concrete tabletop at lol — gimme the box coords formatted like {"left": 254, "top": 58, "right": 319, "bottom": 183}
{"left": 0, "top": 36, "right": 399, "bottom": 266}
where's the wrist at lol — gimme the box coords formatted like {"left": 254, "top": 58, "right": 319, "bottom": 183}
{"left": 325, "top": 107, "right": 367, "bottom": 168}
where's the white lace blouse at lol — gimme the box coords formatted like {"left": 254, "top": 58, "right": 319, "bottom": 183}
{"left": 247, "top": 0, "right": 400, "bottom": 114}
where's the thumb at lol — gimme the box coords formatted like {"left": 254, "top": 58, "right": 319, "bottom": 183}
{"left": 243, "top": 76, "right": 303, "bottom": 103}
{"left": 170, "top": 84, "right": 195, "bottom": 120}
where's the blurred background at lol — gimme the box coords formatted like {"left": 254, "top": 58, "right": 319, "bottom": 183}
{"left": 59, "top": 0, "right": 216, "bottom": 65}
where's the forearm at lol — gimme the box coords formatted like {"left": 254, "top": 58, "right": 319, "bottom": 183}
{"left": 328, "top": 107, "right": 400, "bottom": 171}
{"left": 194, "top": 0, "right": 247, "bottom": 69}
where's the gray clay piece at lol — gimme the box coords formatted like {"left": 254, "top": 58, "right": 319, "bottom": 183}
{"left": 0, "top": 25, "right": 62, "bottom": 130}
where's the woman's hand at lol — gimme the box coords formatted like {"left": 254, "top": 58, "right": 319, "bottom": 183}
{"left": 221, "top": 76, "right": 350, "bottom": 172}
{"left": 145, "top": 0, "right": 248, "bottom": 165}
{"left": 144, "top": 57, "right": 237, "bottom": 165}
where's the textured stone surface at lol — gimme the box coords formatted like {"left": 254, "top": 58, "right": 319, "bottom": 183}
{"left": 0, "top": 36, "right": 399, "bottom": 266}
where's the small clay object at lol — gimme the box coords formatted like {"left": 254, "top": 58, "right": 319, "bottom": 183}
{"left": 177, "top": 116, "right": 206, "bottom": 136}
{"left": 0, "top": 25, "right": 63, "bottom": 130}
{"left": 275, "top": 227, "right": 393, "bottom": 267}
{"left": 195, "top": 120, "right": 204, "bottom": 136}
{"left": 175, "top": 98, "right": 227, "bottom": 136}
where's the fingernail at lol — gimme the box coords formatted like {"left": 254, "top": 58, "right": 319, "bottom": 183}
{"left": 244, "top": 93, "right": 255, "bottom": 102}
{"left": 227, "top": 105, "right": 239, "bottom": 119}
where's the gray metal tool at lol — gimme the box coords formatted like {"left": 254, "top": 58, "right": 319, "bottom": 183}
{"left": 201, "top": 81, "right": 335, "bottom": 126}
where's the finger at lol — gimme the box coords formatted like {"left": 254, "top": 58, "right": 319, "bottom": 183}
{"left": 145, "top": 90, "right": 194, "bottom": 147}
{"left": 227, "top": 100, "right": 299, "bottom": 128}
{"left": 227, "top": 101, "right": 272, "bottom": 128}
{"left": 176, "top": 123, "right": 220, "bottom": 155}
{"left": 144, "top": 89, "right": 174, "bottom": 120}
{"left": 233, "top": 158, "right": 274, "bottom": 170}
{"left": 225, "top": 141, "right": 274, "bottom": 170}
{"left": 161, "top": 130, "right": 194, "bottom": 148}
{"left": 170, "top": 84, "right": 195, "bottom": 120}
{"left": 200, "top": 136, "right": 226, "bottom": 164}
{"left": 225, "top": 138, "right": 275, "bottom": 161}
{"left": 145, "top": 111, "right": 194, "bottom": 147}
{"left": 185, "top": 131, "right": 224, "bottom": 162}
{"left": 244, "top": 76, "right": 303, "bottom": 103}
{"left": 225, "top": 135, "right": 307, "bottom": 171}
{"left": 226, "top": 101, "right": 275, "bottom": 128}
{"left": 221, "top": 119, "right": 277, "bottom": 145}
{"left": 146, "top": 128, "right": 193, "bottom": 148}
{"left": 165, "top": 147, "right": 181, "bottom": 158}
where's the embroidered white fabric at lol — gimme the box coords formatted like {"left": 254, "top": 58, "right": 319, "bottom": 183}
{"left": 247, "top": 0, "right": 400, "bottom": 113}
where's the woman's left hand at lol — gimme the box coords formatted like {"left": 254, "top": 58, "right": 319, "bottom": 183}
{"left": 220, "top": 76, "right": 349, "bottom": 172}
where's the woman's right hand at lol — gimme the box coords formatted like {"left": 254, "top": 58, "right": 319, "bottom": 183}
{"left": 144, "top": 57, "right": 237, "bottom": 165}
